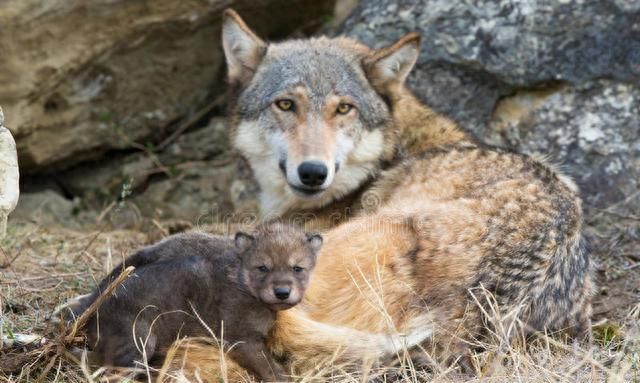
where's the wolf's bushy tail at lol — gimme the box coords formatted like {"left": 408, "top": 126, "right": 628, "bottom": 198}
{"left": 267, "top": 307, "right": 434, "bottom": 372}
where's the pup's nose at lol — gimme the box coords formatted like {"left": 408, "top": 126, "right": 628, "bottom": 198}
{"left": 274, "top": 287, "right": 291, "bottom": 300}
{"left": 298, "top": 161, "right": 328, "bottom": 187}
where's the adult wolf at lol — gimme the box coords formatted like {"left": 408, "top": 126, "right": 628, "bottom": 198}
{"left": 170, "top": 9, "right": 595, "bottom": 378}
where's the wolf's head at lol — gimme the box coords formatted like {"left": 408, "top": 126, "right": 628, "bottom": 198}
{"left": 222, "top": 9, "right": 420, "bottom": 216}
{"left": 235, "top": 222, "right": 322, "bottom": 311}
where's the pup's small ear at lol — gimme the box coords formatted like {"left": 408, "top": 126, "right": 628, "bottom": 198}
{"left": 222, "top": 9, "right": 267, "bottom": 83}
{"left": 235, "top": 232, "right": 256, "bottom": 254}
{"left": 364, "top": 32, "right": 421, "bottom": 90}
{"left": 306, "top": 233, "right": 323, "bottom": 254}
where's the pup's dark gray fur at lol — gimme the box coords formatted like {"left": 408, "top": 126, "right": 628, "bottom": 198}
{"left": 71, "top": 223, "right": 322, "bottom": 381}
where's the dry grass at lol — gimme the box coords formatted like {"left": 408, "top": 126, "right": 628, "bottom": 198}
{"left": 1, "top": 218, "right": 639, "bottom": 382}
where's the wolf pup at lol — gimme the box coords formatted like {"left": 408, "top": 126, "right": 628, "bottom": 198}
{"left": 79, "top": 223, "right": 322, "bottom": 382}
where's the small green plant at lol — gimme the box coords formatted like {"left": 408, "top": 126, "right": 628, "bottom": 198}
{"left": 594, "top": 322, "right": 622, "bottom": 348}
{"left": 120, "top": 175, "right": 133, "bottom": 202}
{"left": 5, "top": 326, "right": 15, "bottom": 340}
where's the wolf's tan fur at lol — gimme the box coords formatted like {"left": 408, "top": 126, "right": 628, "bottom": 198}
{"left": 162, "top": 9, "right": 595, "bottom": 379}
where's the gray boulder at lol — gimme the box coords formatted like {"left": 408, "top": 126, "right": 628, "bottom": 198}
{"left": 487, "top": 80, "right": 640, "bottom": 213}
{"left": 341, "top": 0, "right": 640, "bottom": 133}
{"left": 55, "top": 117, "right": 259, "bottom": 225}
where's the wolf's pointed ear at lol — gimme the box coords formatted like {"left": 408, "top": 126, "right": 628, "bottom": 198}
{"left": 222, "top": 9, "right": 266, "bottom": 83}
{"left": 235, "top": 232, "right": 256, "bottom": 254}
{"left": 306, "top": 233, "right": 323, "bottom": 254}
{"left": 364, "top": 32, "right": 421, "bottom": 89}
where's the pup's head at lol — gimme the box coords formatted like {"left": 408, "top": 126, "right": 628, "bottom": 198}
{"left": 222, "top": 9, "right": 420, "bottom": 208}
{"left": 235, "top": 222, "right": 323, "bottom": 311}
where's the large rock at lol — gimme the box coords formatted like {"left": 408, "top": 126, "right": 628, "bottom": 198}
{"left": 129, "top": 159, "right": 258, "bottom": 225}
{"left": 0, "top": 0, "right": 335, "bottom": 171}
{"left": 59, "top": 118, "right": 229, "bottom": 197}
{"left": 43, "top": 118, "right": 259, "bottom": 227}
{"left": 11, "top": 190, "right": 80, "bottom": 228}
{"left": 487, "top": 80, "right": 640, "bottom": 213}
{"left": 341, "top": 0, "right": 640, "bottom": 134}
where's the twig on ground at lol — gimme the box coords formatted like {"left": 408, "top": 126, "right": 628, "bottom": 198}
{"left": 0, "top": 272, "right": 89, "bottom": 284}
{"left": 626, "top": 253, "right": 640, "bottom": 262}
{"left": 589, "top": 190, "right": 640, "bottom": 219}
{"left": 0, "top": 245, "right": 23, "bottom": 269}
{"left": 624, "top": 262, "right": 640, "bottom": 271}
{"left": 97, "top": 201, "right": 117, "bottom": 224}
{"left": 151, "top": 219, "right": 169, "bottom": 238}
{"left": 17, "top": 281, "right": 64, "bottom": 293}
{"left": 73, "top": 224, "right": 108, "bottom": 262}
{"left": 36, "top": 350, "right": 60, "bottom": 383}
{"left": 65, "top": 266, "right": 135, "bottom": 343}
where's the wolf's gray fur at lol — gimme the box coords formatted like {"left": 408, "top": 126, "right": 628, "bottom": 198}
{"left": 237, "top": 40, "right": 389, "bottom": 129}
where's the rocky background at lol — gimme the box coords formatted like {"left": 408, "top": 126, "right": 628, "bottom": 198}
{"left": 1, "top": 0, "right": 639, "bottom": 316}
{"left": 1, "top": 0, "right": 338, "bottom": 228}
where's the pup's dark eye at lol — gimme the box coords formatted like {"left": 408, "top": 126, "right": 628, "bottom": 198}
{"left": 336, "top": 103, "right": 353, "bottom": 115}
{"left": 275, "top": 99, "right": 294, "bottom": 111}
{"left": 257, "top": 266, "right": 269, "bottom": 273}
{"left": 293, "top": 266, "right": 304, "bottom": 273}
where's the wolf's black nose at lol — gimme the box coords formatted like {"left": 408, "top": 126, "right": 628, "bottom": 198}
{"left": 298, "top": 161, "right": 328, "bottom": 187}
{"left": 274, "top": 287, "right": 291, "bottom": 300}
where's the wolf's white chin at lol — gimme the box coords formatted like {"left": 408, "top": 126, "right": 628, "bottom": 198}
{"left": 289, "top": 186, "right": 327, "bottom": 200}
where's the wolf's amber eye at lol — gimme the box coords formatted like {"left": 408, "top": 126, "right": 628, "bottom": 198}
{"left": 336, "top": 103, "right": 353, "bottom": 115}
{"left": 275, "top": 99, "right": 294, "bottom": 111}
{"left": 257, "top": 265, "right": 269, "bottom": 273}
{"left": 293, "top": 266, "right": 304, "bottom": 273}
